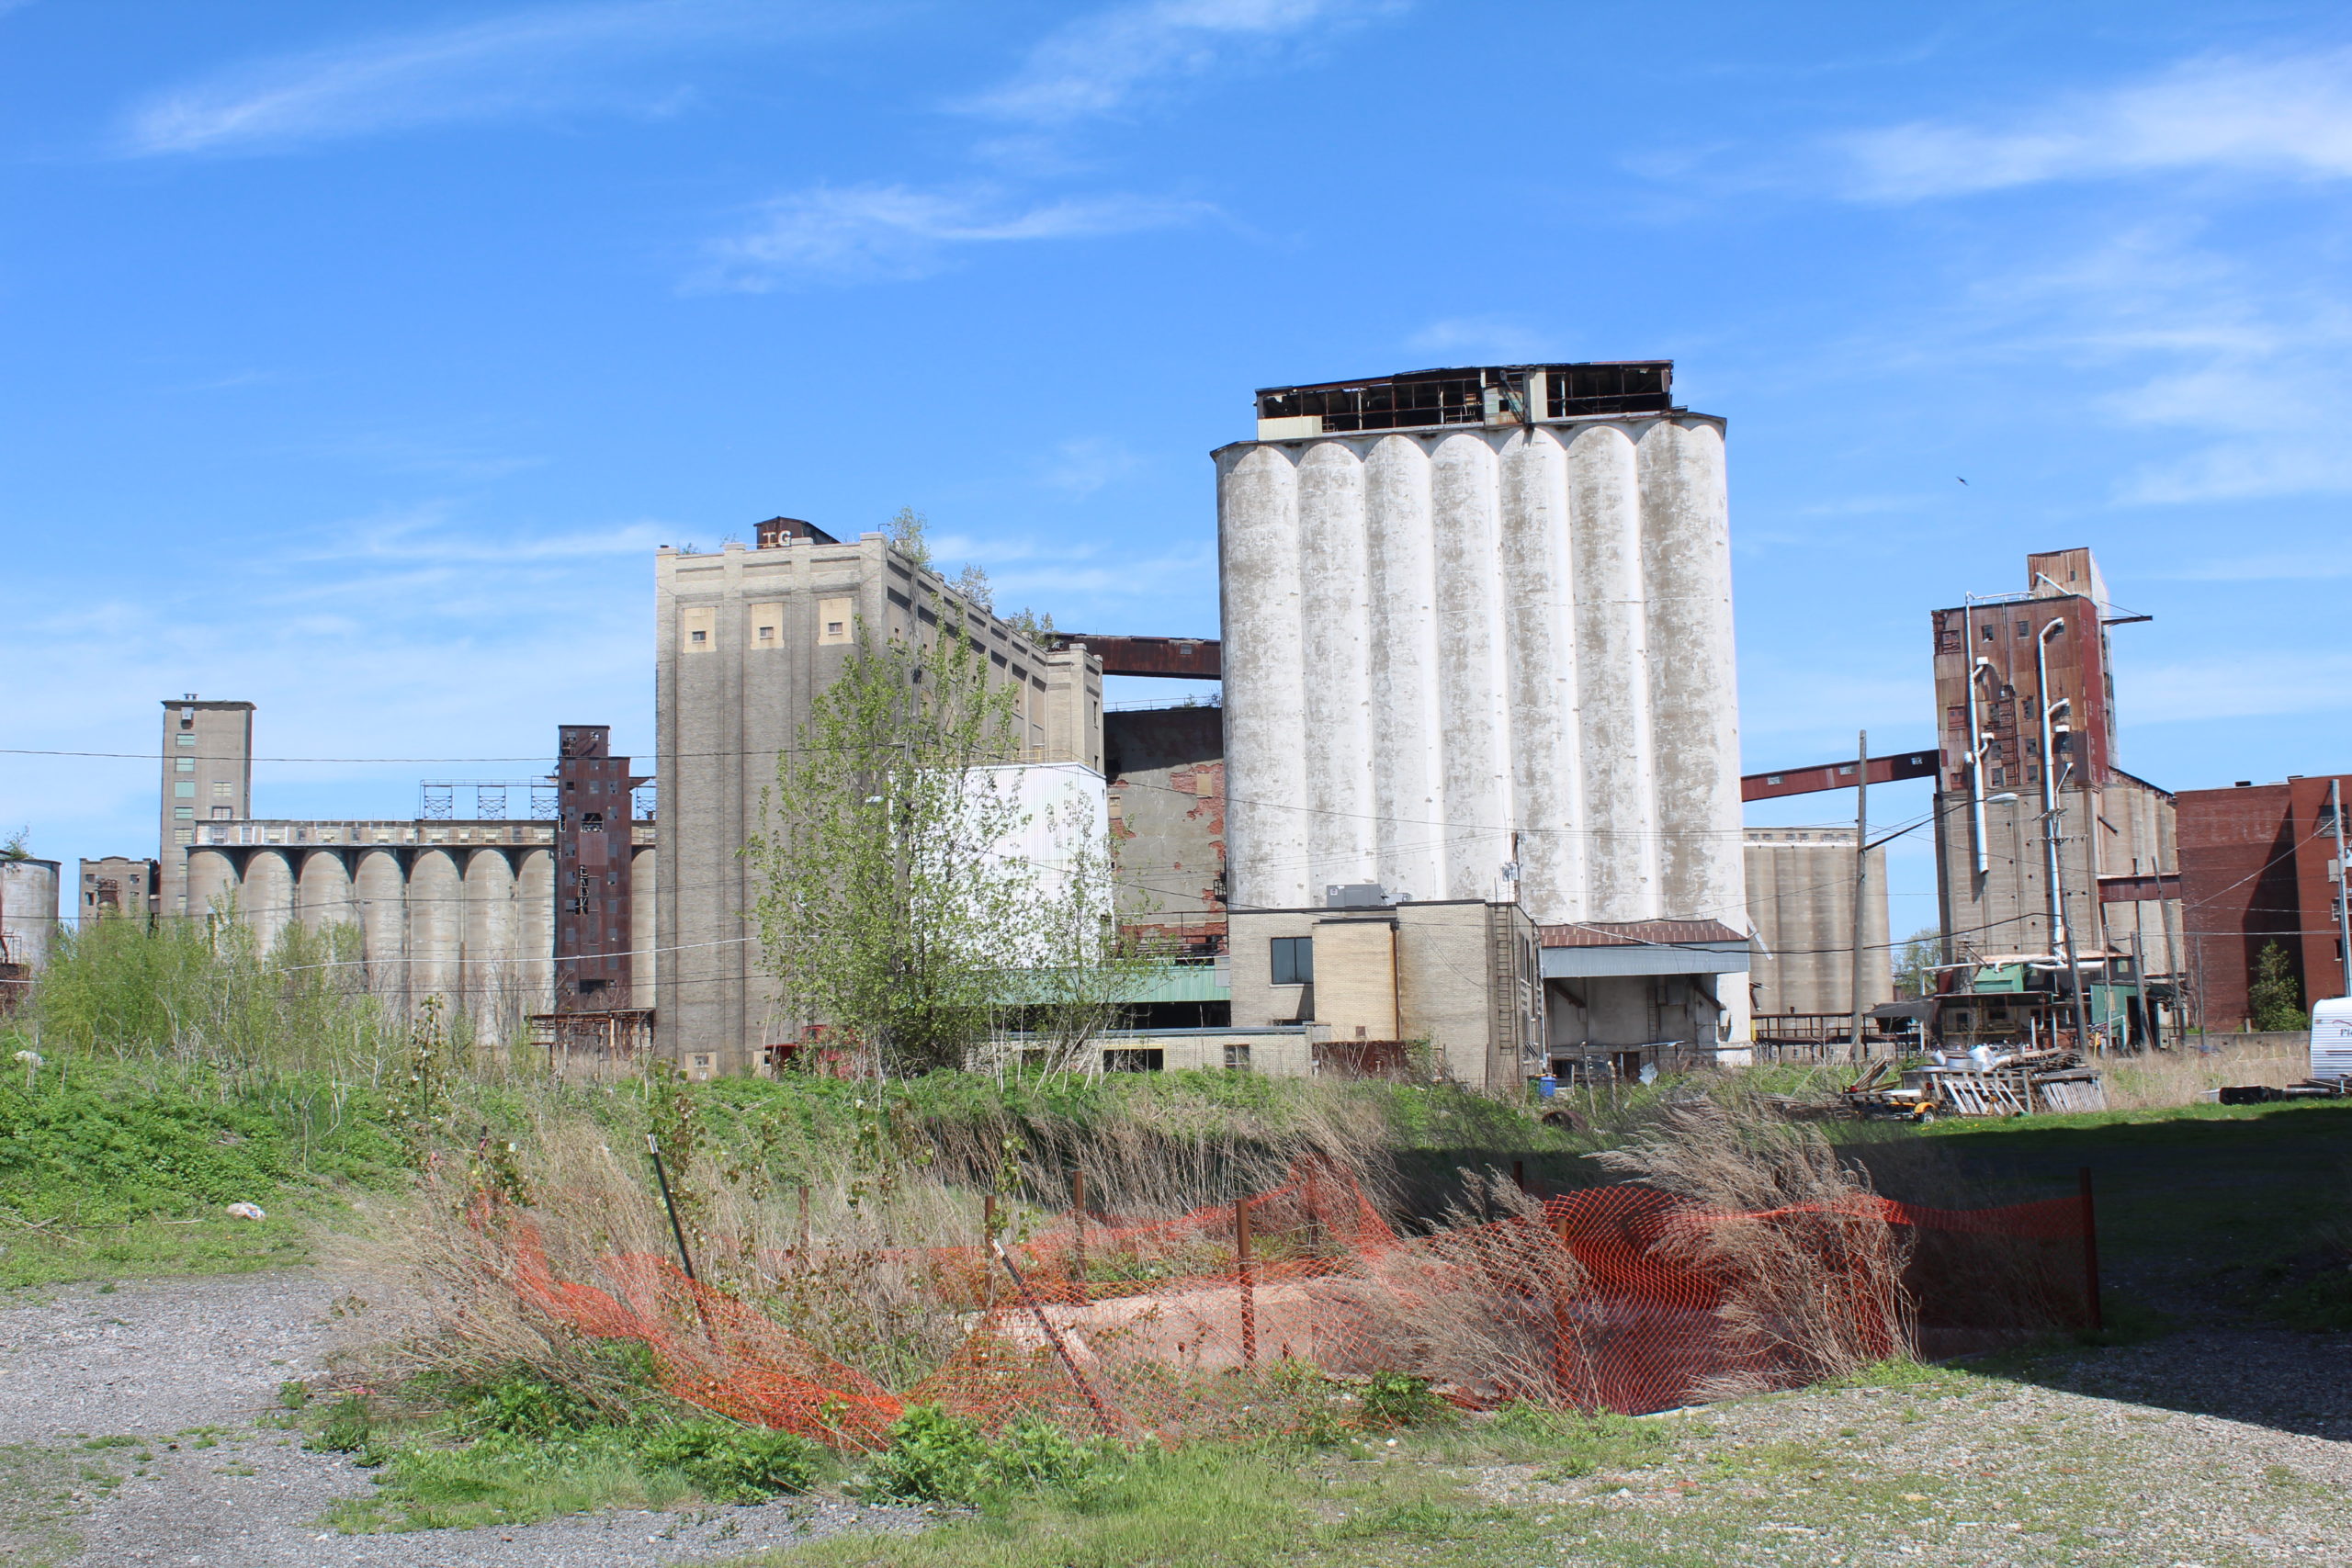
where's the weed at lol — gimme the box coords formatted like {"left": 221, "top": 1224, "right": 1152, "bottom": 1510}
{"left": 277, "top": 1380, "right": 310, "bottom": 1409}
{"left": 461, "top": 1372, "right": 602, "bottom": 1441}
{"left": 1823, "top": 1358, "right": 1952, "bottom": 1392}
{"left": 308, "top": 1396, "right": 372, "bottom": 1456}
{"left": 637, "top": 1423, "right": 820, "bottom": 1504}
{"left": 1489, "top": 1407, "right": 1674, "bottom": 1480}
{"left": 1360, "top": 1371, "right": 1451, "bottom": 1430}
{"left": 855, "top": 1404, "right": 1119, "bottom": 1506}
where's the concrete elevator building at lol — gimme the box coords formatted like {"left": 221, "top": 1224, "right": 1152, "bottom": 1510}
{"left": 1216, "top": 363, "right": 1751, "bottom": 1077}
{"left": 655, "top": 517, "right": 1104, "bottom": 1076}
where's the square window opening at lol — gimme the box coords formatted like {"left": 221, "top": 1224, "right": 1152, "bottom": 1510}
{"left": 1270, "top": 935, "right": 1314, "bottom": 987}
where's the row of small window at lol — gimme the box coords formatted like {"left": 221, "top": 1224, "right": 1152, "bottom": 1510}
{"left": 682, "top": 599, "right": 856, "bottom": 651}
{"left": 171, "top": 807, "right": 235, "bottom": 819}
{"left": 1103, "top": 1044, "right": 1253, "bottom": 1072}
{"left": 174, "top": 781, "right": 235, "bottom": 797}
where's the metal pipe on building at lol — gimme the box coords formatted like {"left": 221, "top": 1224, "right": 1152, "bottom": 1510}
{"left": 2036, "top": 617, "right": 2092, "bottom": 1047}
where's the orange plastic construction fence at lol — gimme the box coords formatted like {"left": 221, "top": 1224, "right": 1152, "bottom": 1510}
{"left": 498, "top": 1163, "right": 2091, "bottom": 1447}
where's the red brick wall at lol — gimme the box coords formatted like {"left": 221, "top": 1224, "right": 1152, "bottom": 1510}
{"left": 2177, "top": 776, "right": 2352, "bottom": 1026}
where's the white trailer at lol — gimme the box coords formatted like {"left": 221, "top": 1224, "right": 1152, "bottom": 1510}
{"left": 2312, "top": 997, "right": 2352, "bottom": 1084}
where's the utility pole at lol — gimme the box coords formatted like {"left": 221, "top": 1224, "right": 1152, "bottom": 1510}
{"left": 1849, "top": 728, "right": 1869, "bottom": 1062}
{"left": 2333, "top": 777, "right": 2352, "bottom": 999}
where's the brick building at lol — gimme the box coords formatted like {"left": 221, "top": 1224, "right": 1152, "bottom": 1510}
{"left": 2176, "top": 774, "right": 2352, "bottom": 1028}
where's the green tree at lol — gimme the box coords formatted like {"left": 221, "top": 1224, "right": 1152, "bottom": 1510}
{"left": 745, "top": 612, "right": 1145, "bottom": 1077}
{"left": 2248, "top": 939, "right": 2310, "bottom": 1032}
{"left": 886, "top": 506, "right": 930, "bottom": 570}
{"left": 1893, "top": 927, "right": 1942, "bottom": 998}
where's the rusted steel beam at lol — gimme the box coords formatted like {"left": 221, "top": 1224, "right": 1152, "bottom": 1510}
{"left": 2097, "top": 873, "right": 2181, "bottom": 903}
{"left": 1046, "top": 634, "right": 1221, "bottom": 679}
{"left": 1741, "top": 750, "right": 1939, "bottom": 802}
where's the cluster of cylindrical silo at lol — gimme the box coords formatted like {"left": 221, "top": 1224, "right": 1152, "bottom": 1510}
{"left": 1216, "top": 417, "right": 1743, "bottom": 928}
{"left": 179, "top": 842, "right": 650, "bottom": 1034}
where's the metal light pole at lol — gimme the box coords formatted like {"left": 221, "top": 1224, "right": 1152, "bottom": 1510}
{"left": 2043, "top": 790, "right": 2093, "bottom": 1054}
{"left": 1849, "top": 729, "right": 1870, "bottom": 1062}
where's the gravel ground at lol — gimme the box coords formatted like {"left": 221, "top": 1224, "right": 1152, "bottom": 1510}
{"left": 1466, "top": 1328, "right": 2352, "bottom": 1566}
{"left": 7, "top": 1269, "right": 2348, "bottom": 1566}
{"left": 0, "top": 1271, "right": 927, "bottom": 1567}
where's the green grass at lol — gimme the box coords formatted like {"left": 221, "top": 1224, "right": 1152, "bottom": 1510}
{"left": 312, "top": 1370, "right": 824, "bottom": 1533}
{"left": 0, "top": 1061, "right": 402, "bottom": 1288}
{"left": 1844, "top": 1099, "right": 2352, "bottom": 1325}
{"left": 740, "top": 1358, "right": 2268, "bottom": 1568}
{"left": 0, "top": 1442, "right": 97, "bottom": 1567}
{"left": 323, "top": 1427, "right": 752, "bottom": 1532}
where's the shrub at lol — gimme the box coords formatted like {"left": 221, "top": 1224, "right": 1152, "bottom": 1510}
{"left": 861, "top": 1404, "right": 993, "bottom": 1504}
{"left": 859, "top": 1404, "right": 1118, "bottom": 1506}
{"left": 639, "top": 1421, "right": 821, "bottom": 1503}
{"left": 463, "top": 1372, "right": 602, "bottom": 1440}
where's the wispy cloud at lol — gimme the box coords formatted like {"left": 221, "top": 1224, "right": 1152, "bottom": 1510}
{"left": 1039, "top": 437, "right": 1145, "bottom": 497}
{"left": 696, "top": 183, "right": 1216, "bottom": 288}
{"left": 307, "top": 431, "right": 550, "bottom": 484}
{"left": 2152, "top": 551, "right": 2352, "bottom": 582}
{"left": 295, "top": 508, "right": 674, "bottom": 566}
{"left": 1405, "top": 316, "right": 1550, "bottom": 363}
{"left": 1821, "top": 217, "right": 2352, "bottom": 504}
{"left": 961, "top": 0, "right": 1401, "bottom": 128}
{"left": 2127, "top": 652, "right": 2352, "bottom": 723}
{"left": 1838, "top": 50, "right": 2352, "bottom": 200}
{"left": 119, "top": 0, "right": 820, "bottom": 156}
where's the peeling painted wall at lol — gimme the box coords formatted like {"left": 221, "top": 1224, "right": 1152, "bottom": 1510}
{"left": 1216, "top": 417, "right": 1743, "bottom": 931}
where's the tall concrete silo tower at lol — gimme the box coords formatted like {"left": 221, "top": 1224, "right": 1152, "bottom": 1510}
{"left": 1216, "top": 363, "right": 1745, "bottom": 939}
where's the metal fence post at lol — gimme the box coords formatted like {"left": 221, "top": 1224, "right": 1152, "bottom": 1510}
{"left": 2077, "top": 1166, "right": 2103, "bottom": 1333}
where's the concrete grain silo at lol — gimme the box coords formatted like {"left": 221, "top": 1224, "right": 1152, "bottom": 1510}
{"left": 1218, "top": 364, "right": 1752, "bottom": 1067}
{"left": 0, "top": 856, "right": 62, "bottom": 972}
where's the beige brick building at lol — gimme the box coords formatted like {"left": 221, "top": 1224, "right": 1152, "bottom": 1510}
{"left": 654, "top": 519, "right": 1103, "bottom": 1073}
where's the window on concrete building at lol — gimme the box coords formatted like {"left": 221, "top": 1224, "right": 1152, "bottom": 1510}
{"left": 749, "top": 603, "right": 782, "bottom": 647}
{"left": 175, "top": 757, "right": 195, "bottom": 773}
{"left": 1104, "top": 1048, "right": 1165, "bottom": 1073}
{"left": 174, "top": 829, "right": 193, "bottom": 845}
{"left": 175, "top": 734, "right": 196, "bottom": 748}
{"left": 819, "top": 596, "right": 854, "bottom": 646}
{"left": 1223, "top": 1043, "right": 1252, "bottom": 1071}
{"left": 213, "top": 781, "right": 232, "bottom": 798}
{"left": 681, "top": 605, "right": 715, "bottom": 652}
{"left": 174, "top": 782, "right": 195, "bottom": 798}
{"left": 1271, "top": 935, "right": 1313, "bottom": 986}
{"left": 211, "top": 807, "right": 231, "bottom": 819}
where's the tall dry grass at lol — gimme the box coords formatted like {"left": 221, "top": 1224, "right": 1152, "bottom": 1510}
{"left": 2101, "top": 1035, "right": 2308, "bottom": 1110}
{"left": 1592, "top": 1094, "right": 1914, "bottom": 1395}
{"left": 338, "top": 1076, "right": 1401, "bottom": 1407}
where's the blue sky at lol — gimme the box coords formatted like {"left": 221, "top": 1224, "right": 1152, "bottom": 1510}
{"left": 7, "top": 1, "right": 2352, "bottom": 940}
